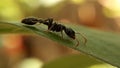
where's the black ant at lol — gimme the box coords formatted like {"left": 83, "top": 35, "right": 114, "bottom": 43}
{"left": 21, "top": 17, "right": 87, "bottom": 47}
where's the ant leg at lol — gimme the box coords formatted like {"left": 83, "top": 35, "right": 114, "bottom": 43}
{"left": 75, "top": 38, "right": 80, "bottom": 48}
{"left": 75, "top": 32, "right": 87, "bottom": 45}
{"left": 60, "top": 30, "right": 63, "bottom": 39}
{"left": 46, "top": 25, "right": 54, "bottom": 32}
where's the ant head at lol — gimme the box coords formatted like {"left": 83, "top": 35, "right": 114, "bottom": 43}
{"left": 21, "top": 17, "right": 38, "bottom": 25}
{"left": 64, "top": 28, "right": 75, "bottom": 39}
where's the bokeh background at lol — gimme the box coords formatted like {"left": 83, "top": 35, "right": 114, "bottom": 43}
{"left": 0, "top": 0, "right": 120, "bottom": 68}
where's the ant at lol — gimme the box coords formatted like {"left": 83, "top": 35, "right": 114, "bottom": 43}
{"left": 21, "top": 17, "right": 87, "bottom": 47}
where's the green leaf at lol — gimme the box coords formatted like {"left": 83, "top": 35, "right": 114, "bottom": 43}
{"left": 0, "top": 21, "right": 120, "bottom": 67}
{"left": 43, "top": 54, "right": 116, "bottom": 68}
{"left": 0, "top": 21, "right": 33, "bottom": 34}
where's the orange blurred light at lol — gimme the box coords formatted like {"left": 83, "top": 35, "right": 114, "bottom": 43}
{"left": 78, "top": 3, "right": 96, "bottom": 25}
{"left": 98, "top": 0, "right": 120, "bottom": 17}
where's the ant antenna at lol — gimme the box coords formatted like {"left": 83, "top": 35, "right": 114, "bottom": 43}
{"left": 75, "top": 32, "right": 87, "bottom": 45}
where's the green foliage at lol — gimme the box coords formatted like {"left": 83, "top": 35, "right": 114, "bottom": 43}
{"left": 43, "top": 54, "right": 116, "bottom": 68}
{"left": 0, "top": 21, "right": 120, "bottom": 67}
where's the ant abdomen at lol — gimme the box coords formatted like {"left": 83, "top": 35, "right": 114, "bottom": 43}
{"left": 21, "top": 17, "right": 39, "bottom": 25}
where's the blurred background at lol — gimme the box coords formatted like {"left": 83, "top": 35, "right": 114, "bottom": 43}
{"left": 0, "top": 0, "right": 120, "bottom": 68}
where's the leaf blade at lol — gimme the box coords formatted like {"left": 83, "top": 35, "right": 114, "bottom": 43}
{"left": 0, "top": 21, "right": 120, "bottom": 67}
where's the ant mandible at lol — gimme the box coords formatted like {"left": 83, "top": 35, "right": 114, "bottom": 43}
{"left": 21, "top": 17, "right": 87, "bottom": 47}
